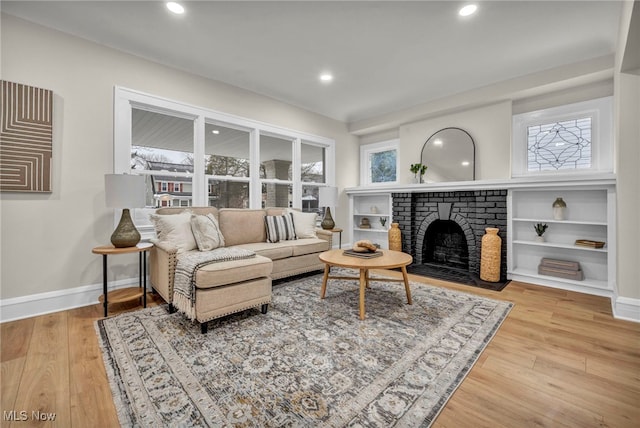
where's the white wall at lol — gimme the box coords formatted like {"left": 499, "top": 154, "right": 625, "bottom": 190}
{"left": 398, "top": 101, "right": 512, "bottom": 184}
{"left": 614, "top": 0, "right": 640, "bottom": 305}
{"left": 0, "top": 15, "right": 358, "bottom": 304}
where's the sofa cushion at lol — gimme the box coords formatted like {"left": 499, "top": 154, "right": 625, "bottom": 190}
{"left": 234, "top": 242, "right": 294, "bottom": 261}
{"left": 287, "top": 209, "right": 318, "bottom": 238}
{"left": 291, "top": 238, "right": 331, "bottom": 256}
{"left": 194, "top": 255, "right": 273, "bottom": 289}
{"left": 265, "top": 213, "right": 297, "bottom": 243}
{"left": 218, "top": 209, "right": 267, "bottom": 246}
{"left": 190, "top": 213, "right": 225, "bottom": 251}
{"left": 149, "top": 211, "right": 197, "bottom": 253}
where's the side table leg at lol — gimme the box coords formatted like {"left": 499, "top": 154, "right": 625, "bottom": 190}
{"left": 102, "top": 254, "right": 108, "bottom": 317}
{"left": 143, "top": 250, "right": 147, "bottom": 307}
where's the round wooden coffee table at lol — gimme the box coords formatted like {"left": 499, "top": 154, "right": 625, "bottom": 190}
{"left": 318, "top": 249, "right": 413, "bottom": 320}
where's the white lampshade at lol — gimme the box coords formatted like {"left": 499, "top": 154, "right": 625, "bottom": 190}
{"left": 105, "top": 174, "right": 146, "bottom": 208}
{"left": 318, "top": 186, "right": 338, "bottom": 208}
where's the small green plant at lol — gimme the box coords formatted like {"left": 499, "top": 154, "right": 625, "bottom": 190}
{"left": 409, "top": 163, "right": 428, "bottom": 175}
{"left": 534, "top": 223, "right": 548, "bottom": 236}
{"left": 380, "top": 217, "right": 387, "bottom": 227}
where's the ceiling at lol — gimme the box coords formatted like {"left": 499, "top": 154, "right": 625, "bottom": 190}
{"left": 1, "top": 1, "right": 624, "bottom": 124}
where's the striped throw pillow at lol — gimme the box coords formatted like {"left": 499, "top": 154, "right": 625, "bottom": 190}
{"left": 265, "top": 213, "right": 297, "bottom": 243}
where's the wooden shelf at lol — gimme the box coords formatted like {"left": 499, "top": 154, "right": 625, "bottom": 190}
{"left": 99, "top": 287, "right": 146, "bottom": 305}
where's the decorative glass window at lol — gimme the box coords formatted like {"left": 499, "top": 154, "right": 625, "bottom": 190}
{"left": 360, "top": 139, "right": 399, "bottom": 185}
{"left": 527, "top": 117, "right": 592, "bottom": 171}
{"left": 512, "top": 97, "right": 612, "bottom": 177}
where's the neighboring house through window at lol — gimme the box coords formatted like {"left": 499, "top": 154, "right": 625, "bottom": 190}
{"left": 114, "top": 87, "right": 335, "bottom": 237}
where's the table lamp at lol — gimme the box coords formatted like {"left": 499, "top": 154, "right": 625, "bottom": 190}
{"left": 318, "top": 186, "right": 338, "bottom": 230}
{"left": 105, "top": 173, "right": 146, "bottom": 247}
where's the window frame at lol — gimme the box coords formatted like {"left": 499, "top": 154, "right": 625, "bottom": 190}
{"left": 114, "top": 86, "right": 335, "bottom": 237}
{"left": 359, "top": 139, "right": 400, "bottom": 186}
{"left": 512, "top": 96, "right": 613, "bottom": 177}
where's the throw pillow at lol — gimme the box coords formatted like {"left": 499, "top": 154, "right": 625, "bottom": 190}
{"left": 264, "top": 213, "right": 297, "bottom": 243}
{"left": 149, "top": 211, "right": 197, "bottom": 253}
{"left": 287, "top": 209, "right": 318, "bottom": 238}
{"left": 190, "top": 213, "right": 225, "bottom": 251}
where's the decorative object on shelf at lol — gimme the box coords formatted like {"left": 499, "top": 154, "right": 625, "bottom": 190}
{"left": 319, "top": 186, "right": 339, "bottom": 230}
{"left": 380, "top": 217, "right": 387, "bottom": 228}
{"left": 534, "top": 222, "right": 548, "bottom": 242}
{"left": 538, "top": 257, "right": 584, "bottom": 281}
{"left": 575, "top": 239, "right": 605, "bottom": 248}
{"left": 388, "top": 222, "right": 402, "bottom": 251}
{"left": 409, "top": 163, "right": 428, "bottom": 184}
{"left": 552, "top": 197, "right": 567, "bottom": 220}
{"left": 370, "top": 205, "right": 379, "bottom": 214}
{"left": 480, "top": 227, "right": 501, "bottom": 282}
{"left": 105, "top": 173, "right": 146, "bottom": 248}
{"left": 359, "top": 217, "right": 371, "bottom": 229}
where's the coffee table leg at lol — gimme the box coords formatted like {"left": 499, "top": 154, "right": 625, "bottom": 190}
{"left": 320, "top": 264, "right": 330, "bottom": 299}
{"left": 401, "top": 266, "right": 412, "bottom": 305}
{"left": 359, "top": 269, "right": 367, "bottom": 320}
{"left": 365, "top": 269, "right": 371, "bottom": 288}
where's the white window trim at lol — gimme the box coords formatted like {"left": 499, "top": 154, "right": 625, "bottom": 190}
{"left": 114, "top": 86, "right": 335, "bottom": 236}
{"left": 360, "top": 139, "right": 400, "bottom": 186}
{"left": 512, "top": 96, "right": 613, "bottom": 177}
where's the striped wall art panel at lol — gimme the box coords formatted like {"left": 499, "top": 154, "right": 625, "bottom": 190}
{"left": 0, "top": 80, "right": 53, "bottom": 192}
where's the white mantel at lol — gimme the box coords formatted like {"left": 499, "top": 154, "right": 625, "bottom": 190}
{"left": 345, "top": 173, "right": 616, "bottom": 195}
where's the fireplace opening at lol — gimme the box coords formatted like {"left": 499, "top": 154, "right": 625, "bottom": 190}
{"left": 423, "top": 220, "right": 469, "bottom": 270}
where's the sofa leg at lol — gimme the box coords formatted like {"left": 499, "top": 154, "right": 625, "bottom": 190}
{"left": 200, "top": 322, "right": 208, "bottom": 334}
{"left": 168, "top": 303, "right": 176, "bottom": 314}
{"left": 261, "top": 304, "right": 269, "bottom": 314}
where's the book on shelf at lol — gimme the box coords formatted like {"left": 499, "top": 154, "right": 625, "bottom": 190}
{"left": 574, "top": 239, "right": 605, "bottom": 248}
{"left": 342, "top": 249, "right": 383, "bottom": 258}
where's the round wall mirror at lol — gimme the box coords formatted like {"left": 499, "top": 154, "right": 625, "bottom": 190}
{"left": 420, "top": 127, "right": 475, "bottom": 182}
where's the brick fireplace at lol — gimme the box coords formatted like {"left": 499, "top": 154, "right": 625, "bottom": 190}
{"left": 392, "top": 190, "right": 508, "bottom": 282}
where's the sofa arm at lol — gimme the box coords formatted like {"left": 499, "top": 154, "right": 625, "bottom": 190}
{"left": 149, "top": 240, "right": 178, "bottom": 305}
{"left": 315, "top": 228, "right": 333, "bottom": 248}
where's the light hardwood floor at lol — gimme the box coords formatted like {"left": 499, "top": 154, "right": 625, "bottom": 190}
{"left": 2, "top": 275, "right": 639, "bottom": 427}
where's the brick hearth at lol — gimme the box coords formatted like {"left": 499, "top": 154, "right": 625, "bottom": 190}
{"left": 392, "top": 190, "right": 508, "bottom": 281}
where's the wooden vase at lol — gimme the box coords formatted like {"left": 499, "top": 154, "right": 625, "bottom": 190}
{"left": 480, "top": 227, "right": 501, "bottom": 282}
{"left": 388, "top": 223, "right": 402, "bottom": 251}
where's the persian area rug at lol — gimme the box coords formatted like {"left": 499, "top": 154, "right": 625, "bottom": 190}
{"left": 96, "top": 270, "right": 512, "bottom": 427}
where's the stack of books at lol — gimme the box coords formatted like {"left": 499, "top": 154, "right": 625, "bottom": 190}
{"left": 343, "top": 249, "right": 382, "bottom": 258}
{"left": 538, "top": 258, "right": 584, "bottom": 281}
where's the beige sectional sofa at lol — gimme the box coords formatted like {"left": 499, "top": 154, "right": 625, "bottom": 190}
{"left": 149, "top": 207, "right": 332, "bottom": 333}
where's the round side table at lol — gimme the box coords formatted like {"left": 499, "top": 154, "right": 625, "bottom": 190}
{"left": 92, "top": 242, "right": 153, "bottom": 317}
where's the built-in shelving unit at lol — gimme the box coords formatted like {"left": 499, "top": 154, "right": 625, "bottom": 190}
{"left": 508, "top": 185, "right": 616, "bottom": 296}
{"left": 348, "top": 193, "right": 393, "bottom": 249}
{"left": 345, "top": 175, "right": 616, "bottom": 297}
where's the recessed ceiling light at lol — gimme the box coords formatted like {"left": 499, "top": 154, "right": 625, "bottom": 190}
{"left": 212, "top": 129, "right": 220, "bottom": 134}
{"left": 434, "top": 139, "right": 443, "bottom": 146}
{"left": 459, "top": 4, "right": 477, "bottom": 17}
{"left": 461, "top": 161, "right": 470, "bottom": 166}
{"left": 319, "top": 73, "right": 333, "bottom": 83}
{"left": 166, "top": 2, "right": 185, "bottom": 14}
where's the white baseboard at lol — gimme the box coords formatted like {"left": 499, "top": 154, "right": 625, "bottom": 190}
{"left": 612, "top": 295, "right": 640, "bottom": 323}
{"left": 0, "top": 277, "right": 146, "bottom": 323}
